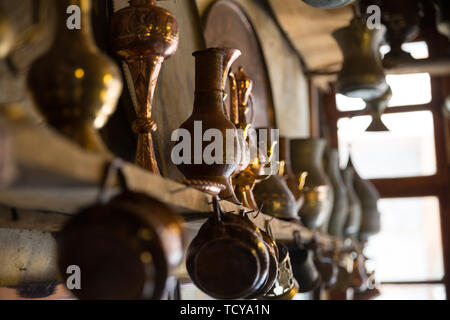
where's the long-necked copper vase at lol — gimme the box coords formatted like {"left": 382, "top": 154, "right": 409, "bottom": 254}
{"left": 111, "top": 0, "right": 179, "bottom": 174}
{"left": 175, "top": 48, "right": 239, "bottom": 195}
{"left": 28, "top": 0, "right": 123, "bottom": 154}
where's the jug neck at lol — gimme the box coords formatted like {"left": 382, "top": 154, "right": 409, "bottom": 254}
{"left": 54, "top": 0, "right": 96, "bottom": 48}
{"left": 193, "top": 49, "right": 226, "bottom": 114}
{"left": 291, "top": 139, "right": 326, "bottom": 168}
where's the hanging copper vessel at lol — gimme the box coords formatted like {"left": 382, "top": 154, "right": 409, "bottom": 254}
{"left": 333, "top": 16, "right": 388, "bottom": 100}
{"left": 324, "top": 149, "right": 349, "bottom": 239}
{"left": 111, "top": 0, "right": 179, "bottom": 173}
{"left": 311, "top": 237, "right": 338, "bottom": 290}
{"left": 58, "top": 190, "right": 186, "bottom": 300}
{"left": 302, "top": 0, "right": 355, "bottom": 9}
{"left": 175, "top": 48, "right": 239, "bottom": 196}
{"left": 28, "top": 0, "right": 122, "bottom": 154}
{"left": 436, "top": 0, "right": 450, "bottom": 40}
{"left": 186, "top": 200, "right": 270, "bottom": 299}
{"left": 351, "top": 158, "right": 381, "bottom": 241}
{"left": 342, "top": 161, "right": 362, "bottom": 238}
{"left": 260, "top": 243, "right": 299, "bottom": 300}
{"left": 365, "top": 86, "right": 392, "bottom": 132}
{"left": 290, "top": 138, "right": 333, "bottom": 229}
{"left": 372, "top": 0, "right": 421, "bottom": 68}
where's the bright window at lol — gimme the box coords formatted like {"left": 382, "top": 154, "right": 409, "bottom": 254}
{"left": 364, "top": 197, "right": 444, "bottom": 283}
{"left": 337, "top": 111, "right": 437, "bottom": 179}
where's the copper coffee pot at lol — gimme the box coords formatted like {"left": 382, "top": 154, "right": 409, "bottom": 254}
{"left": 333, "top": 14, "right": 388, "bottom": 100}
{"left": 111, "top": 0, "right": 179, "bottom": 174}
{"left": 28, "top": 0, "right": 123, "bottom": 154}
{"left": 175, "top": 48, "right": 239, "bottom": 196}
{"left": 365, "top": 86, "right": 392, "bottom": 132}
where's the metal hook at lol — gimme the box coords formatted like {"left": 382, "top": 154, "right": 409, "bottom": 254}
{"left": 97, "top": 158, "right": 127, "bottom": 203}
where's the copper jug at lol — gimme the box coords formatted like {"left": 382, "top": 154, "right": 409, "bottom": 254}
{"left": 175, "top": 48, "right": 239, "bottom": 196}
{"left": 302, "top": 0, "right": 355, "bottom": 9}
{"left": 111, "top": 0, "right": 179, "bottom": 174}
{"left": 365, "top": 86, "right": 392, "bottom": 132}
{"left": 333, "top": 16, "right": 388, "bottom": 100}
{"left": 28, "top": 0, "right": 123, "bottom": 154}
{"left": 288, "top": 232, "right": 321, "bottom": 293}
{"left": 342, "top": 163, "right": 362, "bottom": 238}
{"left": 351, "top": 159, "right": 381, "bottom": 241}
{"left": 324, "top": 149, "right": 349, "bottom": 238}
{"left": 291, "top": 138, "right": 333, "bottom": 229}
{"left": 279, "top": 137, "right": 303, "bottom": 201}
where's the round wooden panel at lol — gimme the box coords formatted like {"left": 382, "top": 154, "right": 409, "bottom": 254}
{"left": 204, "top": 0, "right": 276, "bottom": 128}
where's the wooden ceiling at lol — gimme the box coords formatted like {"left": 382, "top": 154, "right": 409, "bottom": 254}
{"left": 267, "top": 0, "right": 354, "bottom": 72}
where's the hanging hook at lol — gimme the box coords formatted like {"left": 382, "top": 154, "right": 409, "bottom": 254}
{"left": 252, "top": 204, "right": 263, "bottom": 219}
{"left": 211, "top": 196, "right": 222, "bottom": 224}
{"left": 97, "top": 158, "right": 127, "bottom": 203}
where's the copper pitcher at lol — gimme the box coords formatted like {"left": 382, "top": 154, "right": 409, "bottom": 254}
{"left": 365, "top": 86, "right": 392, "bottom": 132}
{"left": 28, "top": 0, "right": 123, "bottom": 154}
{"left": 333, "top": 15, "right": 388, "bottom": 100}
{"left": 175, "top": 49, "right": 239, "bottom": 196}
{"left": 324, "top": 149, "right": 349, "bottom": 238}
{"left": 291, "top": 138, "right": 333, "bottom": 229}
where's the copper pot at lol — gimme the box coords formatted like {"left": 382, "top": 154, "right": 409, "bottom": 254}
{"left": 175, "top": 48, "right": 239, "bottom": 197}
{"left": 186, "top": 201, "right": 270, "bottom": 299}
{"left": 57, "top": 190, "right": 186, "bottom": 300}
{"left": 333, "top": 16, "right": 388, "bottom": 100}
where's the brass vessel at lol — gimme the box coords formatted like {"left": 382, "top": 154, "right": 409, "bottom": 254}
{"left": 290, "top": 138, "right": 333, "bottom": 229}
{"left": 365, "top": 86, "right": 392, "bottom": 132}
{"left": 175, "top": 49, "right": 239, "bottom": 195}
{"left": 260, "top": 243, "right": 299, "bottom": 300}
{"left": 111, "top": 0, "right": 179, "bottom": 174}
{"left": 279, "top": 137, "right": 303, "bottom": 201}
{"left": 342, "top": 161, "right": 362, "bottom": 238}
{"left": 28, "top": 0, "right": 123, "bottom": 153}
{"left": 352, "top": 159, "right": 381, "bottom": 241}
{"left": 333, "top": 16, "right": 388, "bottom": 100}
{"left": 324, "top": 149, "right": 349, "bottom": 239}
